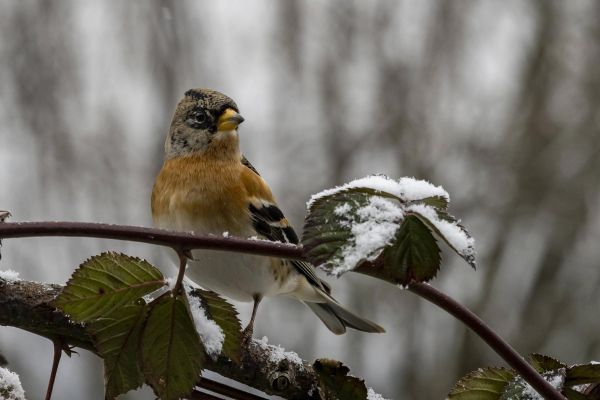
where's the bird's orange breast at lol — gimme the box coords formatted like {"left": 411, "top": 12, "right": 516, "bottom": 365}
{"left": 151, "top": 154, "right": 273, "bottom": 235}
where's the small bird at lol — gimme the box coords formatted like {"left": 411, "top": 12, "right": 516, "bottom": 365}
{"left": 151, "top": 89, "right": 384, "bottom": 335}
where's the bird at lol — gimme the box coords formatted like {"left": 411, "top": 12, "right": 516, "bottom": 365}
{"left": 151, "top": 88, "right": 384, "bottom": 335}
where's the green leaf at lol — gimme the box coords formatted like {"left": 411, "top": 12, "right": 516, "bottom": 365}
{"left": 409, "top": 209, "right": 476, "bottom": 269}
{"left": 449, "top": 367, "right": 515, "bottom": 399}
{"left": 303, "top": 188, "right": 383, "bottom": 269}
{"left": 383, "top": 215, "right": 441, "bottom": 284}
{"left": 528, "top": 354, "right": 566, "bottom": 373}
{"left": 88, "top": 304, "right": 148, "bottom": 399}
{"left": 566, "top": 364, "right": 600, "bottom": 387}
{"left": 54, "top": 252, "right": 164, "bottom": 322}
{"left": 189, "top": 289, "right": 242, "bottom": 363}
{"left": 314, "top": 359, "right": 368, "bottom": 400}
{"left": 500, "top": 370, "right": 565, "bottom": 400}
{"left": 413, "top": 196, "right": 449, "bottom": 210}
{"left": 142, "top": 292, "right": 205, "bottom": 400}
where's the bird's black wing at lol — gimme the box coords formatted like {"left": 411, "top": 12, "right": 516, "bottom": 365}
{"left": 241, "top": 155, "right": 260, "bottom": 176}
{"left": 241, "top": 157, "right": 325, "bottom": 290}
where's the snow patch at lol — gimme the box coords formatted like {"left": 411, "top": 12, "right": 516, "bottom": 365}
{"left": 406, "top": 203, "right": 475, "bottom": 261}
{"left": 332, "top": 197, "right": 404, "bottom": 276}
{"left": 308, "top": 175, "right": 448, "bottom": 208}
{"left": 0, "top": 367, "right": 26, "bottom": 400}
{"left": 253, "top": 336, "right": 304, "bottom": 368}
{"left": 0, "top": 269, "right": 20, "bottom": 283}
{"left": 187, "top": 287, "right": 225, "bottom": 360}
{"left": 367, "top": 387, "right": 389, "bottom": 400}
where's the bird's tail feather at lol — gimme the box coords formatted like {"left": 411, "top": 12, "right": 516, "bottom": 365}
{"left": 304, "top": 299, "right": 385, "bottom": 335}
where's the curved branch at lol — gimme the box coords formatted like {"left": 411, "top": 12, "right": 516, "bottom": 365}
{"left": 0, "top": 221, "right": 565, "bottom": 399}
{"left": 408, "top": 283, "right": 566, "bottom": 400}
{"left": 0, "top": 278, "right": 321, "bottom": 400}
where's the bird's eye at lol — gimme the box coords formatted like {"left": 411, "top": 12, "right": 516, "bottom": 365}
{"left": 186, "top": 109, "right": 209, "bottom": 129}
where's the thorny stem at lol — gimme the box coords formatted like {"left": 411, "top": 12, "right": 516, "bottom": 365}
{"left": 0, "top": 221, "right": 566, "bottom": 399}
{"left": 44, "top": 340, "right": 62, "bottom": 400}
{"left": 409, "top": 283, "right": 566, "bottom": 400}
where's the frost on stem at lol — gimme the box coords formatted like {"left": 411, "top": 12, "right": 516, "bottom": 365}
{"left": 367, "top": 387, "right": 390, "bottom": 400}
{"left": 0, "top": 269, "right": 20, "bottom": 283}
{"left": 253, "top": 336, "right": 304, "bottom": 369}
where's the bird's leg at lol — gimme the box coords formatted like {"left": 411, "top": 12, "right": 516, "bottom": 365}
{"left": 243, "top": 294, "right": 262, "bottom": 341}
{"left": 173, "top": 249, "right": 189, "bottom": 295}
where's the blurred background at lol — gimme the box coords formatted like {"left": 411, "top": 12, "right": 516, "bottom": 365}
{"left": 1, "top": 1, "right": 600, "bottom": 399}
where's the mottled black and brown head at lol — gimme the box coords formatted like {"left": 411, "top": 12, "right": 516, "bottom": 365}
{"left": 165, "top": 88, "right": 244, "bottom": 158}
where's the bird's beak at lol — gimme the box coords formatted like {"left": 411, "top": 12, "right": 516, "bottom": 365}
{"left": 217, "top": 108, "right": 245, "bottom": 131}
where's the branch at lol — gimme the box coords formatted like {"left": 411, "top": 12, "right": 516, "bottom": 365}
{"left": 0, "top": 222, "right": 302, "bottom": 259}
{"left": 0, "top": 221, "right": 564, "bottom": 399}
{"left": 0, "top": 278, "right": 321, "bottom": 400}
{"left": 408, "top": 283, "right": 566, "bottom": 400}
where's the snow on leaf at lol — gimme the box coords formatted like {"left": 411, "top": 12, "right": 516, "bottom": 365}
{"left": 187, "top": 287, "right": 242, "bottom": 362}
{"left": 303, "top": 175, "right": 475, "bottom": 282}
{"left": 406, "top": 204, "right": 476, "bottom": 269}
{"left": 307, "top": 174, "right": 448, "bottom": 208}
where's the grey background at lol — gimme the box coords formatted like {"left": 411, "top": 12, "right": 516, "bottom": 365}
{"left": 1, "top": 1, "right": 600, "bottom": 399}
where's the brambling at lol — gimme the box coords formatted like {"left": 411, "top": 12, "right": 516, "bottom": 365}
{"left": 151, "top": 89, "right": 384, "bottom": 335}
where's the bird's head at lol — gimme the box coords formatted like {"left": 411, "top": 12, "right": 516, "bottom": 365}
{"left": 165, "top": 88, "right": 245, "bottom": 158}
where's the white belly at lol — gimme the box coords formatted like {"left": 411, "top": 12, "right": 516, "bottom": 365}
{"left": 185, "top": 249, "right": 292, "bottom": 302}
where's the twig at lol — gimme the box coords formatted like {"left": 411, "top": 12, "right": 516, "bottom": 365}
{"left": 44, "top": 339, "right": 62, "bottom": 400}
{"left": 0, "top": 222, "right": 302, "bottom": 259}
{"left": 408, "top": 282, "right": 566, "bottom": 400}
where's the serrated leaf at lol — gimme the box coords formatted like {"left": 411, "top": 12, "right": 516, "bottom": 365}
{"left": 314, "top": 359, "right": 367, "bottom": 400}
{"left": 88, "top": 304, "right": 148, "bottom": 399}
{"left": 528, "top": 354, "right": 566, "bottom": 373}
{"left": 142, "top": 292, "right": 205, "bottom": 400}
{"left": 413, "top": 196, "right": 449, "bottom": 210}
{"left": 189, "top": 289, "right": 242, "bottom": 363}
{"left": 409, "top": 209, "right": 476, "bottom": 269}
{"left": 54, "top": 252, "right": 164, "bottom": 322}
{"left": 383, "top": 215, "right": 441, "bottom": 284}
{"left": 303, "top": 189, "right": 381, "bottom": 269}
{"left": 500, "top": 370, "right": 565, "bottom": 400}
{"left": 449, "top": 367, "right": 515, "bottom": 399}
{"left": 566, "top": 364, "right": 600, "bottom": 387}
